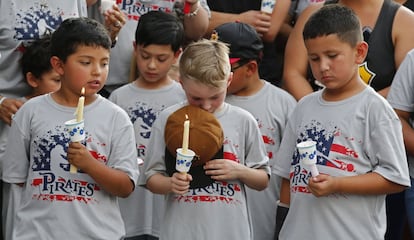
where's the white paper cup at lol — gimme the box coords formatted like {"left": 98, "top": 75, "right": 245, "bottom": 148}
{"left": 297, "top": 140, "right": 319, "bottom": 176}
{"left": 65, "top": 119, "right": 85, "bottom": 142}
{"left": 261, "top": 0, "right": 276, "bottom": 14}
{"left": 176, "top": 148, "right": 195, "bottom": 173}
{"left": 100, "top": 0, "right": 115, "bottom": 14}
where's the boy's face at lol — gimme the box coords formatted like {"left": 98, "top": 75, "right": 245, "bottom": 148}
{"left": 53, "top": 45, "right": 110, "bottom": 96}
{"left": 135, "top": 44, "right": 181, "bottom": 84}
{"left": 305, "top": 34, "right": 367, "bottom": 92}
{"left": 227, "top": 60, "right": 253, "bottom": 95}
{"left": 30, "top": 70, "right": 61, "bottom": 96}
{"left": 181, "top": 79, "right": 229, "bottom": 113}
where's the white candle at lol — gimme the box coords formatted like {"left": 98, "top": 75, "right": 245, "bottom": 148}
{"left": 182, "top": 115, "right": 190, "bottom": 153}
{"left": 76, "top": 87, "right": 85, "bottom": 122}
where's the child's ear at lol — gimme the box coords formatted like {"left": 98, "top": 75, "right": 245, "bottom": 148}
{"left": 173, "top": 48, "right": 182, "bottom": 63}
{"left": 246, "top": 61, "right": 258, "bottom": 74}
{"left": 178, "top": 76, "right": 183, "bottom": 86}
{"left": 26, "top": 72, "right": 39, "bottom": 88}
{"left": 133, "top": 41, "right": 138, "bottom": 58}
{"left": 355, "top": 41, "right": 368, "bottom": 64}
{"left": 50, "top": 56, "right": 65, "bottom": 75}
{"left": 227, "top": 72, "right": 233, "bottom": 87}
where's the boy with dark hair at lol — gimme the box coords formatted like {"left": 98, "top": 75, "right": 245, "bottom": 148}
{"left": 109, "top": 11, "right": 186, "bottom": 240}
{"left": 214, "top": 21, "right": 296, "bottom": 240}
{"left": 2, "top": 17, "right": 139, "bottom": 239}
{"left": 139, "top": 39, "right": 270, "bottom": 240}
{"left": 273, "top": 5, "right": 410, "bottom": 239}
{"left": 1, "top": 35, "right": 61, "bottom": 240}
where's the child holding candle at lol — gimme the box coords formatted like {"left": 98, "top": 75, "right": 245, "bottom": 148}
{"left": 1, "top": 17, "right": 139, "bottom": 239}
{"left": 272, "top": 5, "right": 410, "bottom": 239}
{"left": 109, "top": 11, "right": 186, "bottom": 240}
{"left": 139, "top": 39, "right": 270, "bottom": 240}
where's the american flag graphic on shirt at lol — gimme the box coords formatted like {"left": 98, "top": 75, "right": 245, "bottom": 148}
{"left": 30, "top": 125, "right": 105, "bottom": 203}
{"left": 291, "top": 120, "right": 357, "bottom": 193}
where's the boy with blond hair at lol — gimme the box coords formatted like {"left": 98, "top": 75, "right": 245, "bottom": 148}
{"left": 139, "top": 39, "right": 270, "bottom": 240}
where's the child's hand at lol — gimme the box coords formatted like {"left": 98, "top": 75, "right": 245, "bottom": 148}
{"left": 66, "top": 142, "right": 95, "bottom": 172}
{"left": 307, "top": 174, "right": 338, "bottom": 197}
{"left": 204, "top": 159, "right": 243, "bottom": 181}
{"left": 171, "top": 172, "right": 192, "bottom": 195}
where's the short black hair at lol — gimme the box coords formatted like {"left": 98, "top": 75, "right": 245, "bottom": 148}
{"left": 21, "top": 35, "right": 53, "bottom": 78}
{"left": 50, "top": 17, "right": 111, "bottom": 62}
{"left": 135, "top": 11, "right": 184, "bottom": 52}
{"left": 303, "top": 5, "right": 362, "bottom": 47}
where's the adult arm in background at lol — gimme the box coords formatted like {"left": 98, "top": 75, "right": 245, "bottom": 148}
{"left": 379, "top": 5, "right": 414, "bottom": 98}
{"left": 183, "top": 0, "right": 209, "bottom": 40}
{"left": 206, "top": 0, "right": 291, "bottom": 43}
{"left": 103, "top": 4, "right": 127, "bottom": 43}
{"left": 282, "top": 3, "right": 323, "bottom": 101}
{"left": 0, "top": 98, "right": 24, "bottom": 126}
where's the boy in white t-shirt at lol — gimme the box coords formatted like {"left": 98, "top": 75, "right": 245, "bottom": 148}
{"left": 1, "top": 35, "right": 61, "bottom": 240}
{"left": 109, "top": 11, "right": 186, "bottom": 240}
{"left": 139, "top": 39, "right": 270, "bottom": 240}
{"left": 273, "top": 5, "right": 410, "bottom": 239}
{"left": 2, "top": 17, "right": 139, "bottom": 239}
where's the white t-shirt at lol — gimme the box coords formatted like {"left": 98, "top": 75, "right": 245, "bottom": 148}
{"left": 225, "top": 81, "right": 296, "bottom": 240}
{"left": 109, "top": 80, "right": 186, "bottom": 237}
{"left": 2, "top": 94, "right": 139, "bottom": 239}
{"left": 273, "top": 87, "right": 410, "bottom": 239}
{"left": 0, "top": 0, "right": 87, "bottom": 98}
{"left": 387, "top": 48, "right": 414, "bottom": 178}
{"left": 139, "top": 102, "right": 270, "bottom": 240}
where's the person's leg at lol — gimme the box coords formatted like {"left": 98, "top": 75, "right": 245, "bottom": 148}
{"left": 385, "top": 191, "right": 407, "bottom": 239}
{"left": 405, "top": 178, "right": 414, "bottom": 237}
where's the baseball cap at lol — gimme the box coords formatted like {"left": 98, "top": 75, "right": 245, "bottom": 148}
{"left": 164, "top": 105, "right": 224, "bottom": 189}
{"left": 214, "top": 22, "right": 263, "bottom": 64}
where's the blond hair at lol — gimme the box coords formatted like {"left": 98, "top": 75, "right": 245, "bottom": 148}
{"left": 179, "top": 39, "right": 231, "bottom": 88}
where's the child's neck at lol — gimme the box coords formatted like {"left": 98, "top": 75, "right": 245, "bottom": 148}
{"left": 135, "top": 76, "right": 173, "bottom": 90}
{"left": 322, "top": 80, "right": 367, "bottom": 102}
{"left": 51, "top": 90, "right": 98, "bottom": 107}
{"left": 233, "top": 77, "right": 264, "bottom": 97}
